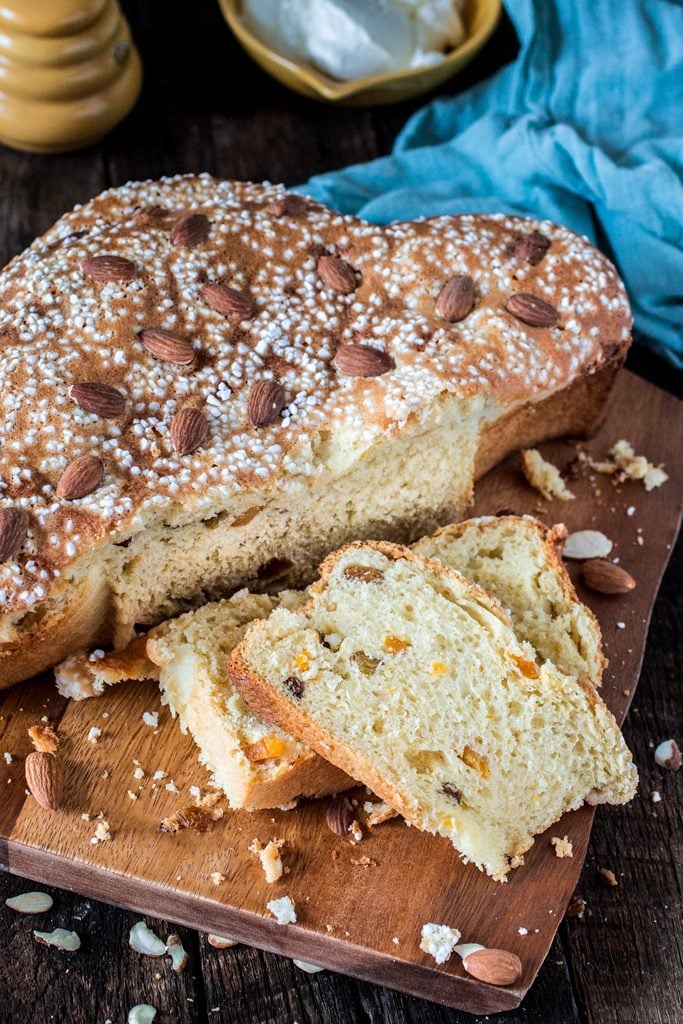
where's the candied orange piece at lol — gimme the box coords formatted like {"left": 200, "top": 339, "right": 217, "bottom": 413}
{"left": 509, "top": 652, "right": 539, "bottom": 679}
{"left": 245, "top": 735, "right": 287, "bottom": 762}
{"left": 382, "top": 635, "right": 411, "bottom": 654}
{"left": 460, "top": 744, "right": 491, "bottom": 778}
{"left": 431, "top": 661, "right": 448, "bottom": 675}
{"left": 294, "top": 649, "right": 313, "bottom": 673}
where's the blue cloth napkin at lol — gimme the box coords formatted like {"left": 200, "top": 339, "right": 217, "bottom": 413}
{"left": 301, "top": 0, "right": 683, "bottom": 367}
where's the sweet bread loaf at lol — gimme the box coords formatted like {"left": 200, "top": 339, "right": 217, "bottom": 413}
{"left": 229, "top": 541, "right": 636, "bottom": 878}
{"left": 55, "top": 515, "right": 607, "bottom": 810}
{"left": 0, "top": 174, "right": 631, "bottom": 689}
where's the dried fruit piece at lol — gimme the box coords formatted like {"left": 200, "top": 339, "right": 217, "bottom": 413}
{"left": 382, "top": 635, "right": 411, "bottom": 654}
{"left": 508, "top": 652, "right": 539, "bottom": 679}
{"left": 505, "top": 292, "right": 559, "bottom": 327}
{"left": 141, "top": 328, "right": 196, "bottom": 366}
{"left": 33, "top": 928, "right": 81, "bottom": 951}
{"left": 0, "top": 507, "right": 28, "bottom": 563}
{"left": 511, "top": 231, "right": 551, "bottom": 265}
{"left": 5, "top": 891, "right": 53, "bottom": 914}
{"left": 81, "top": 254, "right": 137, "bottom": 282}
{"left": 71, "top": 381, "right": 126, "bottom": 418}
{"left": 459, "top": 745, "right": 490, "bottom": 778}
{"left": 170, "top": 213, "right": 210, "bottom": 248}
{"left": 129, "top": 920, "right": 167, "bottom": 956}
{"left": 283, "top": 676, "right": 304, "bottom": 700}
{"left": 160, "top": 805, "right": 213, "bottom": 833}
{"left": 333, "top": 344, "right": 395, "bottom": 378}
{"left": 654, "top": 739, "right": 681, "bottom": 771}
{"left": 166, "top": 933, "right": 188, "bottom": 973}
{"left": 56, "top": 455, "right": 104, "bottom": 500}
{"left": 245, "top": 735, "right": 286, "bottom": 762}
{"left": 441, "top": 783, "right": 462, "bottom": 803}
{"left": 317, "top": 254, "right": 358, "bottom": 294}
{"left": 581, "top": 559, "right": 636, "bottom": 595}
{"left": 170, "top": 407, "right": 209, "bottom": 456}
{"left": 202, "top": 283, "right": 255, "bottom": 319}
{"left": 462, "top": 947, "right": 522, "bottom": 986}
{"left": 435, "top": 275, "right": 475, "bottom": 322}
{"left": 267, "top": 194, "right": 308, "bottom": 217}
{"left": 28, "top": 723, "right": 60, "bottom": 754}
{"left": 563, "top": 530, "right": 613, "bottom": 560}
{"left": 351, "top": 650, "right": 380, "bottom": 675}
{"left": 248, "top": 380, "right": 286, "bottom": 427}
{"left": 343, "top": 564, "right": 384, "bottom": 583}
{"left": 207, "top": 934, "right": 239, "bottom": 948}
{"left": 326, "top": 794, "right": 355, "bottom": 836}
{"left": 25, "top": 751, "right": 63, "bottom": 810}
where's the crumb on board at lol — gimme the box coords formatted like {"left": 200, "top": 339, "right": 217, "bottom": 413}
{"left": 419, "top": 923, "right": 461, "bottom": 965}
{"left": 551, "top": 835, "right": 574, "bottom": 858}
{"left": 267, "top": 896, "right": 296, "bottom": 925}
{"left": 521, "top": 449, "right": 575, "bottom": 501}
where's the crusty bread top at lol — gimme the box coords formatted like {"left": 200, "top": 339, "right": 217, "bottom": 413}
{"left": 0, "top": 175, "right": 631, "bottom": 612}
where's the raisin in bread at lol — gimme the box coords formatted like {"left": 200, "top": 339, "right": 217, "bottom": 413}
{"left": 413, "top": 515, "right": 604, "bottom": 684}
{"left": 0, "top": 176, "right": 631, "bottom": 688}
{"left": 229, "top": 542, "right": 637, "bottom": 879}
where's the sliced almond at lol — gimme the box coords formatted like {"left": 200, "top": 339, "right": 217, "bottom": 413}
{"left": 128, "top": 1006, "right": 157, "bottom": 1024}
{"left": 248, "top": 380, "right": 286, "bottom": 427}
{"left": 267, "top": 194, "right": 308, "bottom": 217}
{"left": 25, "top": 751, "right": 63, "bottom": 810}
{"left": 654, "top": 739, "right": 682, "bottom": 771}
{"left": 317, "top": 254, "right": 358, "bottom": 294}
{"left": 581, "top": 559, "right": 635, "bottom": 595}
{"left": 33, "top": 928, "right": 81, "bottom": 951}
{"left": 81, "top": 254, "right": 137, "bottom": 282}
{"left": 462, "top": 947, "right": 522, "bottom": 986}
{"left": 166, "top": 933, "right": 189, "bottom": 973}
{"left": 333, "top": 344, "right": 395, "bottom": 378}
{"left": 170, "top": 213, "right": 210, "bottom": 248}
{"left": 5, "top": 891, "right": 53, "bottom": 914}
{"left": 56, "top": 455, "right": 104, "bottom": 500}
{"left": 207, "top": 934, "right": 239, "bottom": 948}
{"left": 129, "top": 920, "right": 167, "bottom": 956}
{"left": 71, "top": 381, "right": 126, "bottom": 418}
{"left": 0, "top": 506, "right": 28, "bottom": 563}
{"left": 202, "top": 283, "right": 255, "bottom": 319}
{"left": 169, "top": 407, "right": 209, "bottom": 456}
{"left": 563, "top": 530, "right": 613, "bottom": 560}
{"left": 293, "top": 960, "right": 325, "bottom": 973}
{"left": 141, "top": 328, "right": 196, "bottom": 366}
{"left": 505, "top": 293, "right": 559, "bottom": 328}
{"left": 435, "top": 275, "right": 474, "bottom": 322}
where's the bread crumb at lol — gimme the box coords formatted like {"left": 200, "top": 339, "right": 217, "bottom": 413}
{"left": 127, "top": 790, "right": 138, "bottom": 801}
{"left": 599, "top": 867, "right": 618, "bottom": 887}
{"left": 153, "top": 770, "right": 166, "bottom": 780}
{"left": 258, "top": 840, "right": 284, "bottom": 883}
{"left": 210, "top": 872, "right": 225, "bottom": 886}
{"left": 87, "top": 726, "right": 102, "bottom": 744}
{"left": 133, "top": 767, "right": 145, "bottom": 780}
{"left": 142, "top": 711, "right": 158, "bottom": 728}
{"left": 3, "top": 752, "right": 12, "bottom": 764}
{"left": 267, "top": 895, "right": 296, "bottom": 925}
{"left": 165, "top": 781, "right": 179, "bottom": 794}
{"left": 521, "top": 449, "right": 575, "bottom": 501}
{"left": 518, "top": 927, "right": 528, "bottom": 935}
{"left": 91, "top": 820, "right": 112, "bottom": 844}
{"left": 364, "top": 800, "right": 397, "bottom": 827}
{"left": 551, "top": 835, "right": 573, "bottom": 858}
{"left": 651, "top": 790, "right": 662, "bottom": 803}
{"left": 349, "top": 820, "right": 363, "bottom": 843}
{"left": 419, "top": 923, "right": 461, "bottom": 964}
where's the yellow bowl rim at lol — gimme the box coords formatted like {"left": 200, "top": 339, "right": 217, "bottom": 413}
{"left": 219, "top": 0, "right": 502, "bottom": 102}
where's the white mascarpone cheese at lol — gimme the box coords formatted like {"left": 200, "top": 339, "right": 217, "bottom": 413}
{"left": 242, "top": 0, "right": 466, "bottom": 81}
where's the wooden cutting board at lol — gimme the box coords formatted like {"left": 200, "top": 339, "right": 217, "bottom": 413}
{"left": 0, "top": 369, "right": 681, "bottom": 1014}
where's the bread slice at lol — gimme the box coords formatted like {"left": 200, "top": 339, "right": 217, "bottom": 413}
{"left": 230, "top": 542, "right": 637, "bottom": 879}
{"left": 414, "top": 516, "right": 605, "bottom": 684}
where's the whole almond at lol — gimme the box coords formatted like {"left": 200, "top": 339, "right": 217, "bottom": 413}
{"left": 25, "top": 751, "right": 63, "bottom": 811}
{"left": 267, "top": 194, "right": 308, "bottom": 217}
{"left": 505, "top": 293, "right": 559, "bottom": 328}
{"left": 333, "top": 344, "right": 395, "bottom": 378}
{"left": 511, "top": 231, "right": 551, "bottom": 265}
{"left": 435, "top": 275, "right": 475, "bottom": 322}
{"left": 326, "top": 794, "right": 355, "bottom": 837}
{"left": 81, "top": 254, "right": 137, "bottom": 282}
{"left": 581, "top": 558, "right": 636, "bottom": 595}
{"left": 141, "top": 329, "right": 196, "bottom": 366}
{"left": 317, "top": 254, "right": 358, "bottom": 294}
{"left": 170, "top": 213, "right": 210, "bottom": 248}
{"left": 170, "top": 407, "right": 209, "bottom": 456}
{"left": 56, "top": 455, "right": 104, "bottom": 500}
{"left": 202, "top": 283, "right": 255, "bottom": 319}
{"left": 462, "top": 948, "right": 522, "bottom": 987}
{"left": 248, "top": 380, "right": 286, "bottom": 427}
{"left": 0, "top": 507, "right": 29, "bottom": 562}
{"left": 71, "top": 381, "right": 126, "bottom": 418}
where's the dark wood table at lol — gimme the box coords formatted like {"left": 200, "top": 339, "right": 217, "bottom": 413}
{"left": 0, "top": 3, "right": 680, "bottom": 1022}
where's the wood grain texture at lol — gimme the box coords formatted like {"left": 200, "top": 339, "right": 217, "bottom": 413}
{"left": 0, "top": 371, "right": 680, "bottom": 1017}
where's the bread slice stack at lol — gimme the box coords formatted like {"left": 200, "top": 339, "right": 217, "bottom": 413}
{"left": 229, "top": 539, "right": 636, "bottom": 879}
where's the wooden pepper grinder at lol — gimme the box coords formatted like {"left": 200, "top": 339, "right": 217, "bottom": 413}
{"left": 0, "top": 0, "right": 142, "bottom": 153}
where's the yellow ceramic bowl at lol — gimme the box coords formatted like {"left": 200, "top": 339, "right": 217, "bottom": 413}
{"left": 218, "top": 0, "right": 501, "bottom": 106}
